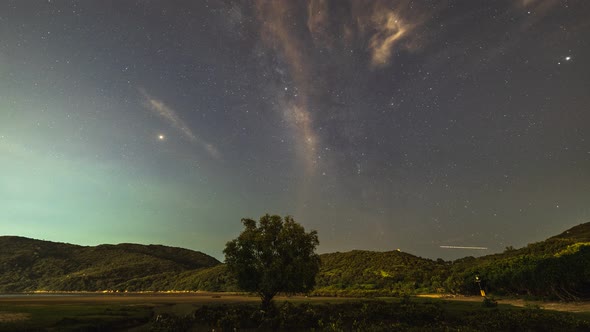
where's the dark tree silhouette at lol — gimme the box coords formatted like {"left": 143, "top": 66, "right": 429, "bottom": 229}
{"left": 223, "top": 214, "right": 320, "bottom": 308}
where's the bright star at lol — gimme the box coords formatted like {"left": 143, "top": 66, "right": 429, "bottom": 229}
{"left": 565, "top": 56, "right": 571, "bottom": 61}
{"left": 158, "top": 134, "right": 165, "bottom": 140}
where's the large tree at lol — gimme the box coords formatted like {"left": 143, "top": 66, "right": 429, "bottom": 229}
{"left": 223, "top": 214, "right": 320, "bottom": 308}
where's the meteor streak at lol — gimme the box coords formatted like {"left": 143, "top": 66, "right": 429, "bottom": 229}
{"left": 440, "top": 245, "right": 488, "bottom": 250}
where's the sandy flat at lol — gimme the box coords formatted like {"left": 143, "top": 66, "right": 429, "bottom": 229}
{"left": 1, "top": 293, "right": 589, "bottom": 313}
{"left": 0, "top": 292, "right": 343, "bottom": 305}
{"left": 0, "top": 312, "right": 31, "bottom": 323}
{"left": 417, "top": 294, "right": 590, "bottom": 313}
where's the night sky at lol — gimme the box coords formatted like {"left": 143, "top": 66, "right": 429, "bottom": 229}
{"left": 1, "top": 0, "right": 589, "bottom": 260}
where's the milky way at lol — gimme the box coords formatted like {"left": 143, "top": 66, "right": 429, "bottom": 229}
{"left": 1, "top": 1, "right": 589, "bottom": 260}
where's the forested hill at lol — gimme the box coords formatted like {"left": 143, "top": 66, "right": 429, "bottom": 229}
{"left": 314, "top": 250, "right": 441, "bottom": 296}
{"left": 0, "top": 236, "right": 220, "bottom": 292}
{"left": 442, "top": 222, "right": 590, "bottom": 300}
{"left": 550, "top": 222, "right": 590, "bottom": 242}
{"left": 1, "top": 222, "right": 589, "bottom": 300}
{"left": 311, "top": 222, "right": 590, "bottom": 299}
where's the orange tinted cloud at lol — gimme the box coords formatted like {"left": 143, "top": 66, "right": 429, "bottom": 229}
{"left": 252, "top": 1, "right": 435, "bottom": 170}
{"left": 351, "top": 1, "right": 426, "bottom": 68}
{"left": 367, "top": 10, "right": 408, "bottom": 67}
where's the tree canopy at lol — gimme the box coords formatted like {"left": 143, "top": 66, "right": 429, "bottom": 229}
{"left": 223, "top": 214, "right": 320, "bottom": 307}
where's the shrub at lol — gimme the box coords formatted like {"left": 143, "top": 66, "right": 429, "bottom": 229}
{"left": 482, "top": 297, "right": 498, "bottom": 308}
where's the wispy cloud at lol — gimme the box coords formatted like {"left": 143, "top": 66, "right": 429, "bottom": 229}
{"left": 139, "top": 88, "right": 220, "bottom": 159}
{"left": 305, "top": 0, "right": 432, "bottom": 68}
{"left": 366, "top": 8, "right": 410, "bottom": 68}
{"left": 251, "top": 0, "right": 436, "bottom": 173}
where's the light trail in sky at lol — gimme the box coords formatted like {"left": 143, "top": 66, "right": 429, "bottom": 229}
{"left": 440, "top": 246, "right": 488, "bottom": 250}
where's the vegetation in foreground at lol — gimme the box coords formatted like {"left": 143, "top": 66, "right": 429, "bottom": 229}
{"left": 2, "top": 298, "right": 589, "bottom": 331}
{"left": 0, "top": 303, "right": 152, "bottom": 332}
{"left": 178, "top": 300, "right": 590, "bottom": 332}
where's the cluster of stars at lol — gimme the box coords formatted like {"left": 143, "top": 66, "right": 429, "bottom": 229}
{"left": 0, "top": 0, "right": 587, "bottom": 260}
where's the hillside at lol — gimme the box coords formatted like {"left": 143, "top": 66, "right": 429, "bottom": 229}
{"left": 1, "top": 222, "right": 589, "bottom": 300}
{"left": 442, "top": 222, "right": 590, "bottom": 300}
{"left": 0, "top": 236, "right": 220, "bottom": 292}
{"left": 550, "top": 222, "right": 590, "bottom": 242}
{"left": 311, "top": 222, "right": 590, "bottom": 299}
{"left": 314, "top": 250, "right": 442, "bottom": 296}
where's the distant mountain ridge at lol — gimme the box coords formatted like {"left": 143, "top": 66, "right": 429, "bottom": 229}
{"left": 1, "top": 222, "right": 589, "bottom": 300}
{"left": 0, "top": 236, "right": 220, "bottom": 292}
{"left": 549, "top": 222, "right": 590, "bottom": 242}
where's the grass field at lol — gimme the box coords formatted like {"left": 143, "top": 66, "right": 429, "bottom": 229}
{"left": 1, "top": 293, "right": 589, "bottom": 331}
{"left": 0, "top": 293, "right": 354, "bottom": 331}
{"left": 0, "top": 302, "right": 152, "bottom": 331}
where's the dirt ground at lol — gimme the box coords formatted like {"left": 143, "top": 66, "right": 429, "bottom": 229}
{"left": 0, "top": 312, "right": 31, "bottom": 323}
{"left": 417, "top": 294, "right": 590, "bottom": 313}
{"left": 0, "top": 292, "right": 345, "bottom": 306}
{"left": 1, "top": 292, "right": 589, "bottom": 313}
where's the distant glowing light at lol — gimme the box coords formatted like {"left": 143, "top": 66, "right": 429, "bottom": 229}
{"left": 565, "top": 56, "right": 571, "bottom": 61}
{"left": 158, "top": 134, "right": 165, "bottom": 140}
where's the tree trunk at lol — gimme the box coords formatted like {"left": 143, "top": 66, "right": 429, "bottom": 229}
{"left": 260, "top": 292, "right": 276, "bottom": 310}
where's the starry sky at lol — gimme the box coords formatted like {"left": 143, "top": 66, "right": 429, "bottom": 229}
{"left": 1, "top": 0, "right": 589, "bottom": 260}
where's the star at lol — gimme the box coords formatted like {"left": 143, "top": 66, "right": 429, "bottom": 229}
{"left": 1, "top": 0, "right": 588, "bottom": 263}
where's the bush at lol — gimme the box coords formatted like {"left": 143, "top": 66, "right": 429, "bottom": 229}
{"left": 147, "top": 300, "right": 590, "bottom": 331}
{"left": 482, "top": 297, "right": 498, "bottom": 308}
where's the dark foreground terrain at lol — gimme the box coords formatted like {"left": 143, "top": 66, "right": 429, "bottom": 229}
{"left": 1, "top": 293, "right": 590, "bottom": 331}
